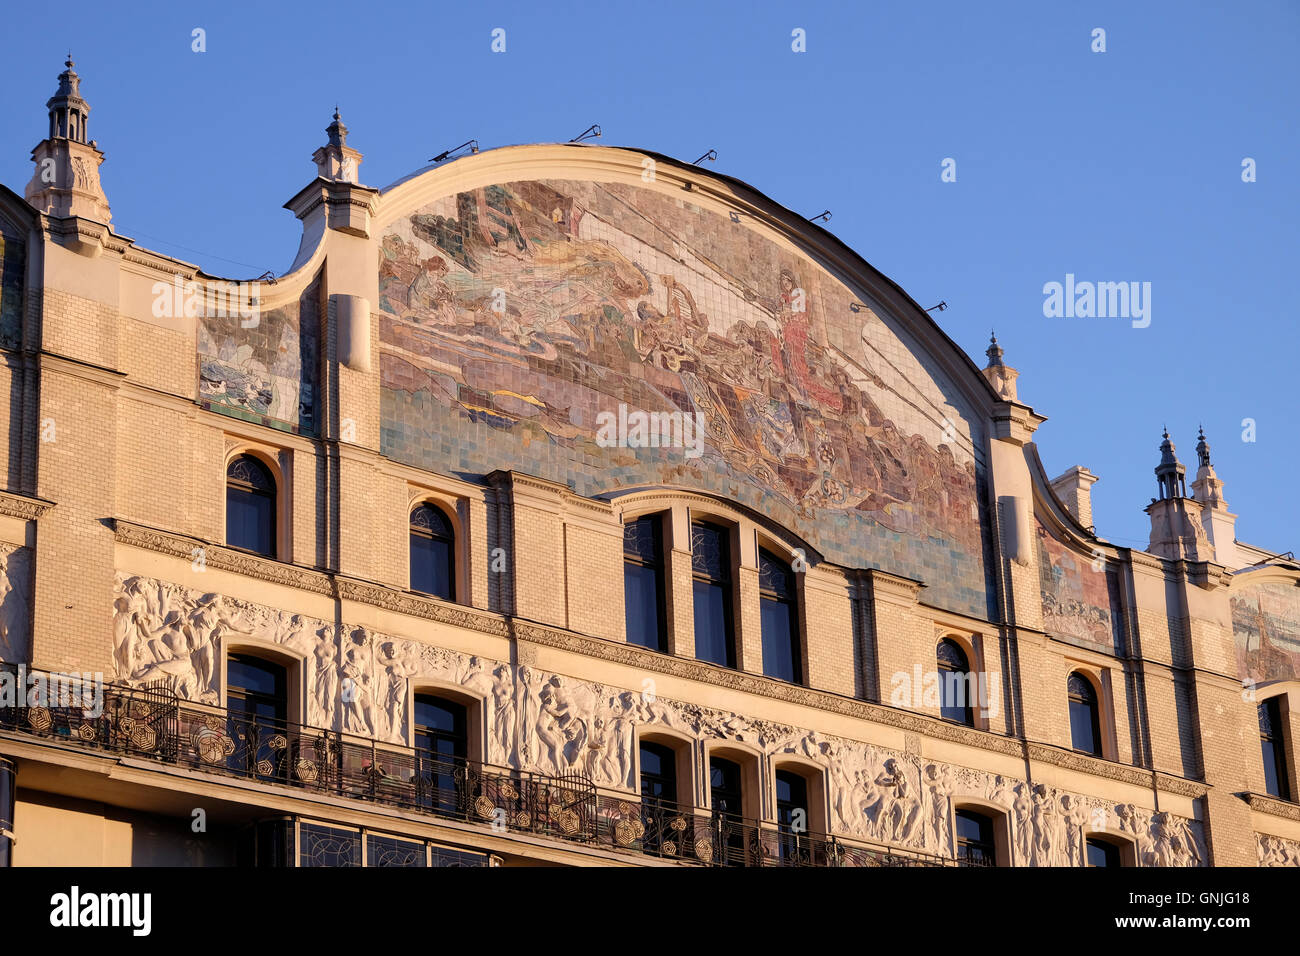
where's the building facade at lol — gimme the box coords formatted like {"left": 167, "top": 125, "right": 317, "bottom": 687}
{"left": 0, "top": 61, "right": 1297, "bottom": 868}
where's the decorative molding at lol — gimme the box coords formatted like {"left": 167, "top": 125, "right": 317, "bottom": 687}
{"left": 1241, "top": 791, "right": 1300, "bottom": 822}
{"left": 0, "top": 490, "right": 53, "bottom": 521}
{"left": 335, "top": 577, "right": 509, "bottom": 636}
{"left": 112, "top": 519, "right": 333, "bottom": 596}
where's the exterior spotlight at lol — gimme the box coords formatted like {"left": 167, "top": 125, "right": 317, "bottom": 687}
{"left": 693, "top": 149, "right": 717, "bottom": 165}
{"left": 430, "top": 140, "right": 479, "bottom": 163}
{"left": 925, "top": 301, "right": 948, "bottom": 313}
{"left": 570, "top": 125, "right": 601, "bottom": 143}
{"left": 807, "top": 210, "right": 832, "bottom": 223}
{"left": 849, "top": 302, "right": 865, "bottom": 314}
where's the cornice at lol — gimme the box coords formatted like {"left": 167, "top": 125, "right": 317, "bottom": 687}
{"left": 112, "top": 519, "right": 333, "bottom": 595}
{"left": 336, "top": 577, "right": 509, "bottom": 637}
{"left": 0, "top": 489, "right": 54, "bottom": 521}
{"left": 1241, "top": 791, "right": 1300, "bottom": 822}
{"left": 1023, "top": 741, "right": 1207, "bottom": 797}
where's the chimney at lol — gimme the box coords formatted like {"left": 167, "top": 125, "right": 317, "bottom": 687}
{"left": 1050, "top": 465, "right": 1099, "bottom": 530}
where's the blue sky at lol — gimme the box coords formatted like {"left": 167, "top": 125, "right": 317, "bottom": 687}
{"left": 2, "top": 0, "right": 1296, "bottom": 555}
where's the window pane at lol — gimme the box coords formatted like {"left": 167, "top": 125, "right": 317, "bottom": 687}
{"left": 1086, "top": 839, "right": 1120, "bottom": 867}
{"left": 624, "top": 563, "right": 665, "bottom": 650}
{"left": 693, "top": 580, "right": 733, "bottom": 667}
{"left": 410, "top": 532, "right": 453, "bottom": 600}
{"left": 761, "top": 598, "right": 799, "bottom": 682}
{"left": 1070, "top": 699, "right": 1098, "bottom": 755}
{"left": 227, "top": 487, "right": 274, "bottom": 555}
{"left": 366, "top": 833, "right": 427, "bottom": 867}
{"left": 300, "top": 824, "right": 361, "bottom": 867}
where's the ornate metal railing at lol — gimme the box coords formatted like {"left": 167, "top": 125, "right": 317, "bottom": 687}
{"left": 0, "top": 665, "right": 945, "bottom": 867}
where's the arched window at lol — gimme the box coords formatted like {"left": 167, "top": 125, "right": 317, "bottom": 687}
{"left": 1068, "top": 672, "right": 1103, "bottom": 756}
{"left": 936, "top": 639, "right": 973, "bottom": 726}
{"left": 226, "top": 455, "right": 276, "bottom": 557}
{"left": 1259, "top": 697, "right": 1290, "bottom": 800}
{"left": 759, "top": 549, "right": 801, "bottom": 684}
{"left": 775, "top": 769, "right": 810, "bottom": 864}
{"left": 639, "top": 740, "right": 678, "bottom": 855}
{"left": 624, "top": 515, "right": 668, "bottom": 652}
{"left": 954, "top": 808, "right": 995, "bottom": 867}
{"left": 709, "top": 755, "right": 747, "bottom": 866}
{"left": 692, "top": 522, "right": 735, "bottom": 668}
{"left": 409, "top": 504, "right": 455, "bottom": 601}
{"left": 413, "top": 693, "right": 468, "bottom": 814}
{"left": 226, "top": 653, "right": 288, "bottom": 780}
{"left": 1085, "top": 837, "right": 1122, "bottom": 867}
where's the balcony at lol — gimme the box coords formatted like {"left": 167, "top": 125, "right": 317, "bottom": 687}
{"left": 0, "top": 665, "right": 946, "bottom": 867}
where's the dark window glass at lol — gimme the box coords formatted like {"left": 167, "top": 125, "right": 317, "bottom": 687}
{"left": 639, "top": 741, "right": 678, "bottom": 854}
{"left": 1068, "top": 672, "right": 1103, "bottom": 756}
{"left": 1086, "top": 838, "right": 1121, "bottom": 868}
{"left": 226, "top": 455, "right": 276, "bottom": 557}
{"left": 709, "top": 756, "right": 747, "bottom": 866}
{"left": 640, "top": 741, "right": 677, "bottom": 806}
{"left": 414, "top": 694, "right": 468, "bottom": 814}
{"left": 937, "top": 639, "right": 973, "bottom": 726}
{"left": 759, "top": 550, "right": 801, "bottom": 683}
{"left": 624, "top": 516, "right": 667, "bottom": 652}
{"left": 410, "top": 504, "right": 455, "bottom": 601}
{"left": 366, "top": 833, "right": 427, "bottom": 868}
{"left": 226, "top": 654, "right": 288, "bottom": 781}
{"left": 300, "top": 823, "right": 361, "bottom": 867}
{"left": 1259, "top": 698, "right": 1290, "bottom": 800}
{"left": 954, "top": 809, "right": 995, "bottom": 867}
{"left": 775, "top": 769, "right": 810, "bottom": 864}
{"left": 692, "top": 522, "right": 734, "bottom": 668}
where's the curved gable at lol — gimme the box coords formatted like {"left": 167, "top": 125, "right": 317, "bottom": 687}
{"left": 376, "top": 147, "right": 997, "bottom": 618}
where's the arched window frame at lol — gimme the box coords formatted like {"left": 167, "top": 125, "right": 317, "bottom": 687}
{"left": 950, "top": 799, "right": 1011, "bottom": 866}
{"left": 1067, "top": 669, "right": 1104, "bottom": 757}
{"left": 756, "top": 532, "right": 807, "bottom": 686}
{"left": 1063, "top": 662, "right": 1117, "bottom": 761}
{"left": 408, "top": 498, "right": 459, "bottom": 603}
{"left": 224, "top": 445, "right": 290, "bottom": 562}
{"left": 936, "top": 635, "right": 978, "bottom": 728}
{"left": 1081, "top": 831, "right": 1136, "bottom": 867}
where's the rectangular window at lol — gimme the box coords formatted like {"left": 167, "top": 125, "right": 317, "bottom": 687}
{"left": 624, "top": 515, "right": 667, "bottom": 652}
{"left": 1260, "top": 698, "right": 1290, "bottom": 800}
{"left": 692, "top": 522, "right": 735, "bottom": 668}
{"left": 759, "top": 550, "right": 801, "bottom": 683}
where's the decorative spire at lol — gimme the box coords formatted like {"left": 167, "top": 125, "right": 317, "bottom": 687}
{"left": 1154, "top": 428, "right": 1187, "bottom": 500}
{"left": 980, "top": 330, "right": 1019, "bottom": 401}
{"left": 25, "top": 57, "right": 112, "bottom": 224}
{"left": 985, "top": 330, "right": 1004, "bottom": 368}
{"left": 312, "top": 106, "right": 363, "bottom": 184}
{"left": 326, "top": 106, "right": 348, "bottom": 149}
{"left": 1195, "top": 425, "right": 1211, "bottom": 470}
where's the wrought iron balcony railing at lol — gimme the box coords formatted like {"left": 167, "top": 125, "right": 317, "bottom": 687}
{"left": 0, "top": 665, "right": 946, "bottom": 867}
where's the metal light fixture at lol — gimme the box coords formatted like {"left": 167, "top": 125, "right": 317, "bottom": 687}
{"left": 429, "top": 140, "right": 479, "bottom": 163}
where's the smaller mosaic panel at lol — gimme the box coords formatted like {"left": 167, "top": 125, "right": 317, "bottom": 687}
{"left": 1036, "top": 519, "right": 1124, "bottom": 656}
{"left": 198, "top": 272, "right": 320, "bottom": 434}
{"left": 1231, "top": 578, "right": 1300, "bottom": 683}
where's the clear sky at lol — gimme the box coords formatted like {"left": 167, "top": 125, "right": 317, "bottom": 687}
{"left": 2, "top": 0, "right": 1296, "bottom": 556}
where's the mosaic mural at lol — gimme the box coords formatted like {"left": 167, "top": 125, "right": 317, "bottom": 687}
{"left": 197, "top": 272, "right": 320, "bottom": 434}
{"left": 1036, "top": 519, "right": 1124, "bottom": 655}
{"left": 378, "top": 179, "right": 995, "bottom": 618}
{"left": 0, "top": 229, "right": 24, "bottom": 350}
{"left": 1231, "top": 577, "right": 1300, "bottom": 683}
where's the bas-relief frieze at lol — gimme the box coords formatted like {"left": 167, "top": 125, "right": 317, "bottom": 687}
{"left": 1257, "top": 833, "right": 1300, "bottom": 867}
{"left": 112, "top": 572, "right": 1205, "bottom": 865}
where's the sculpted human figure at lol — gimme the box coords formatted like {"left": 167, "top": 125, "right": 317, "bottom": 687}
{"left": 1031, "top": 783, "right": 1063, "bottom": 867}
{"left": 379, "top": 640, "right": 421, "bottom": 742}
{"left": 0, "top": 548, "right": 30, "bottom": 663}
{"left": 923, "top": 763, "right": 953, "bottom": 853}
{"left": 491, "top": 664, "right": 515, "bottom": 764}
{"left": 873, "top": 758, "right": 920, "bottom": 845}
{"left": 1059, "top": 794, "right": 1091, "bottom": 868}
{"left": 312, "top": 638, "right": 338, "bottom": 729}
{"left": 1012, "top": 784, "right": 1034, "bottom": 864}
{"left": 340, "top": 630, "right": 378, "bottom": 738}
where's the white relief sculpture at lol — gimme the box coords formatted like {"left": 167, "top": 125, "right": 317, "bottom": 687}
{"left": 1258, "top": 834, "right": 1300, "bottom": 867}
{"left": 108, "top": 572, "right": 1211, "bottom": 865}
{"left": 923, "top": 763, "right": 954, "bottom": 854}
